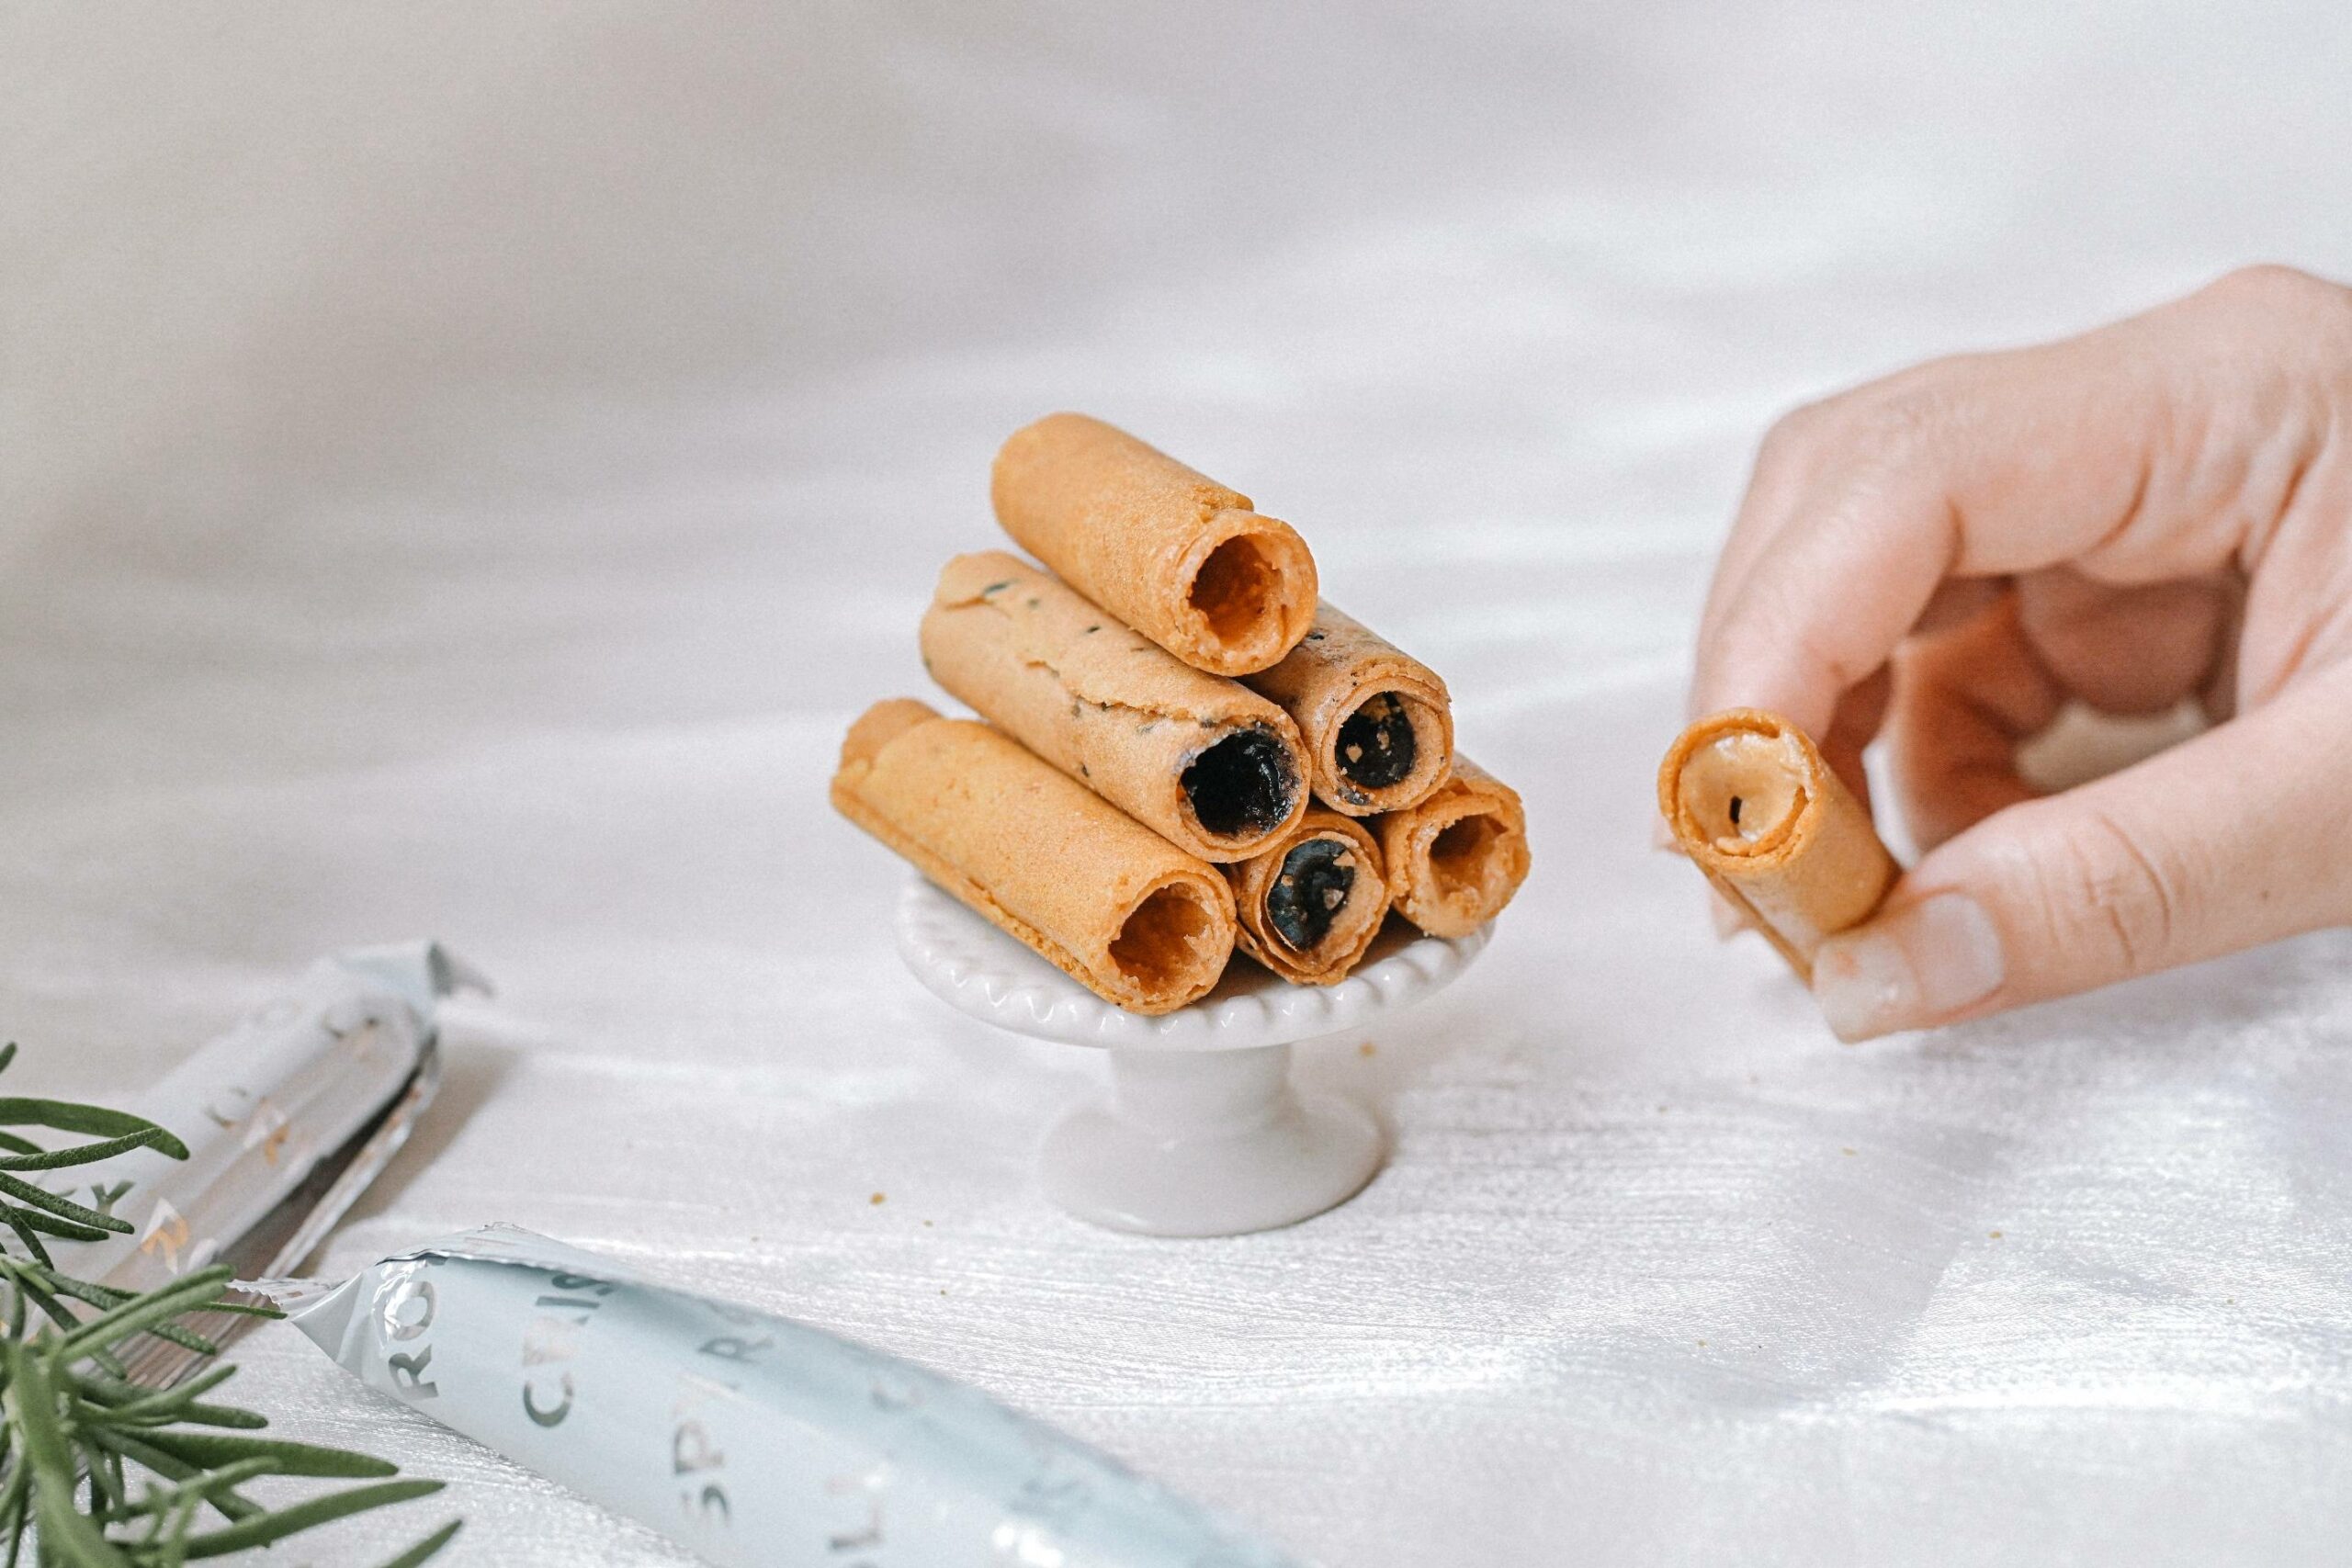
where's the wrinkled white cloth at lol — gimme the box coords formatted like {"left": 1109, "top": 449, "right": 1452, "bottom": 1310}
{"left": 6, "top": 4, "right": 2352, "bottom": 1563}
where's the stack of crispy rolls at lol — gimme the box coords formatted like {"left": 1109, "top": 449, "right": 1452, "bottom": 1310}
{"left": 832, "top": 414, "right": 1532, "bottom": 1014}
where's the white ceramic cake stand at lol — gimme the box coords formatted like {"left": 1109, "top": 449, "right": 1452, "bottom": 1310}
{"left": 896, "top": 877, "right": 1487, "bottom": 1237}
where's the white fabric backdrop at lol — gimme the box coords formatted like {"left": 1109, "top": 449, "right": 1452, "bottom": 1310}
{"left": 6, "top": 4, "right": 2352, "bottom": 1562}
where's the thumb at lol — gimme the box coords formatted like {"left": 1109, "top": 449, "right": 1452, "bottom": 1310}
{"left": 1810, "top": 670, "right": 2352, "bottom": 1042}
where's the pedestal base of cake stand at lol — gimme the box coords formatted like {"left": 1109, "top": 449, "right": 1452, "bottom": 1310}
{"left": 895, "top": 877, "right": 1487, "bottom": 1237}
{"left": 1035, "top": 1043, "right": 1385, "bottom": 1236}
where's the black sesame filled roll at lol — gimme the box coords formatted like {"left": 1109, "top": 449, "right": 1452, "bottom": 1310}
{"left": 921, "top": 551, "right": 1310, "bottom": 863}
{"left": 1222, "top": 809, "right": 1389, "bottom": 986}
{"left": 1243, "top": 603, "right": 1453, "bottom": 816}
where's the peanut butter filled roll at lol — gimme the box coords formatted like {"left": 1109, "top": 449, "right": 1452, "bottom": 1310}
{"left": 1247, "top": 604, "right": 1453, "bottom": 816}
{"left": 1377, "top": 755, "right": 1530, "bottom": 939}
{"left": 1657, "top": 708, "right": 1898, "bottom": 980}
{"left": 831, "top": 699, "right": 1238, "bottom": 1014}
{"left": 1223, "top": 811, "right": 1388, "bottom": 986}
{"left": 920, "top": 552, "right": 1308, "bottom": 863}
{"left": 990, "top": 413, "right": 1318, "bottom": 677}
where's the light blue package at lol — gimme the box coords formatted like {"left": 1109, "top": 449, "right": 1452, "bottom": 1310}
{"left": 269, "top": 1224, "right": 1307, "bottom": 1568}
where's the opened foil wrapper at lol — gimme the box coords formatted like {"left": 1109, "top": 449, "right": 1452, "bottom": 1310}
{"left": 53, "top": 942, "right": 483, "bottom": 1295}
{"left": 264, "top": 1224, "right": 1308, "bottom": 1568}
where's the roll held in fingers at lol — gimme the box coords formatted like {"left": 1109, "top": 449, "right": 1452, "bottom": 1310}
{"left": 1656, "top": 708, "right": 1898, "bottom": 980}
{"left": 1247, "top": 603, "right": 1454, "bottom": 816}
{"left": 920, "top": 552, "right": 1309, "bottom": 863}
{"left": 991, "top": 413, "right": 1319, "bottom": 677}
{"left": 831, "top": 699, "right": 1238, "bottom": 1014}
{"left": 1224, "top": 811, "right": 1390, "bottom": 986}
{"left": 1376, "top": 756, "right": 1531, "bottom": 939}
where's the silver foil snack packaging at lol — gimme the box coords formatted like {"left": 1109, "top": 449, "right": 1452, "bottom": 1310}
{"left": 266, "top": 1224, "right": 1307, "bottom": 1568}
{"left": 52, "top": 942, "right": 485, "bottom": 1296}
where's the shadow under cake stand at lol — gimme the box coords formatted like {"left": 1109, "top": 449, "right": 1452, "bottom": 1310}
{"left": 896, "top": 877, "right": 1488, "bottom": 1237}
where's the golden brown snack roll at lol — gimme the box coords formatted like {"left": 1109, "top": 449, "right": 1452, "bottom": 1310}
{"left": 1376, "top": 755, "right": 1529, "bottom": 939}
{"left": 919, "top": 552, "right": 1308, "bottom": 863}
{"left": 1223, "top": 811, "right": 1388, "bottom": 986}
{"left": 990, "top": 413, "right": 1318, "bottom": 677}
{"left": 1247, "top": 603, "right": 1453, "bottom": 816}
{"left": 1656, "top": 708, "right": 1897, "bottom": 979}
{"left": 831, "top": 699, "right": 1238, "bottom": 1014}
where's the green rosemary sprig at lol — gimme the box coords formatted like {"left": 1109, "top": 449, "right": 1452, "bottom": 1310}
{"left": 0, "top": 1043, "right": 458, "bottom": 1565}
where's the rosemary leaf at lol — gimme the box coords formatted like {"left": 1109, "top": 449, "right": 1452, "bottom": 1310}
{"left": 0, "top": 1266, "right": 83, "bottom": 1339}
{"left": 0, "top": 1175, "right": 132, "bottom": 1238}
{"left": 128, "top": 1430, "right": 398, "bottom": 1481}
{"left": 53, "top": 1269, "right": 234, "bottom": 1360}
{"left": 0, "top": 1222, "right": 39, "bottom": 1279}
{"left": 8, "top": 1351, "right": 132, "bottom": 1568}
{"left": 0, "top": 1100, "right": 188, "bottom": 1161}
{"left": 75, "top": 1432, "right": 128, "bottom": 1516}
{"left": 174, "top": 1478, "right": 446, "bottom": 1559}
{"left": 130, "top": 1401, "right": 266, "bottom": 1434}
{"left": 90, "top": 1458, "right": 274, "bottom": 1526}
{"left": 0, "top": 1131, "right": 181, "bottom": 1174}
{"left": 79, "top": 1430, "right": 261, "bottom": 1524}
{"left": 72, "top": 1365, "right": 238, "bottom": 1425}
{"left": 7, "top": 1209, "right": 115, "bottom": 1244}
{"left": 374, "top": 1517, "right": 465, "bottom": 1568}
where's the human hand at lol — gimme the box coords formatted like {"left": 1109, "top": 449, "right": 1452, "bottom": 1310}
{"left": 1690, "top": 265, "right": 2352, "bottom": 1040}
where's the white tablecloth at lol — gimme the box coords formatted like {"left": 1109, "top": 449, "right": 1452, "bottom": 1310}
{"left": 6, "top": 4, "right": 2352, "bottom": 1562}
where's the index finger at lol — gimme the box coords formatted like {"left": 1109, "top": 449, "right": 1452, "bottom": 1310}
{"left": 1690, "top": 277, "right": 2290, "bottom": 736}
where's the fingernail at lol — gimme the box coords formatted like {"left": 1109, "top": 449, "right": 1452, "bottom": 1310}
{"left": 1811, "top": 893, "right": 2006, "bottom": 1042}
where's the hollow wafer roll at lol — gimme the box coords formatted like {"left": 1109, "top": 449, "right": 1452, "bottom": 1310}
{"left": 832, "top": 699, "right": 1238, "bottom": 1014}
{"left": 920, "top": 552, "right": 1309, "bottom": 863}
{"left": 1657, "top": 708, "right": 1898, "bottom": 980}
{"left": 1376, "top": 755, "right": 1530, "bottom": 939}
{"left": 1246, "top": 604, "right": 1453, "bottom": 816}
{"left": 990, "top": 413, "right": 1318, "bottom": 677}
{"left": 1223, "top": 810, "right": 1388, "bottom": 986}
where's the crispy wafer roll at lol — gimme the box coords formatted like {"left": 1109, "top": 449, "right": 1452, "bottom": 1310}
{"left": 990, "top": 413, "right": 1318, "bottom": 677}
{"left": 1657, "top": 708, "right": 1898, "bottom": 980}
{"left": 920, "top": 552, "right": 1308, "bottom": 863}
{"left": 1246, "top": 604, "right": 1453, "bottom": 816}
{"left": 1376, "top": 755, "right": 1529, "bottom": 939}
{"left": 831, "top": 699, "right": 1238, "bottom": 1014}
{"left": 1223, "top": 810, "right": 1388, "bottom": 986}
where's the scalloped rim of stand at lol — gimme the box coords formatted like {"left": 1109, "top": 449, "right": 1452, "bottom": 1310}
{"left": 895, "top": 876, "right": 1489, "bottom": 1052}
